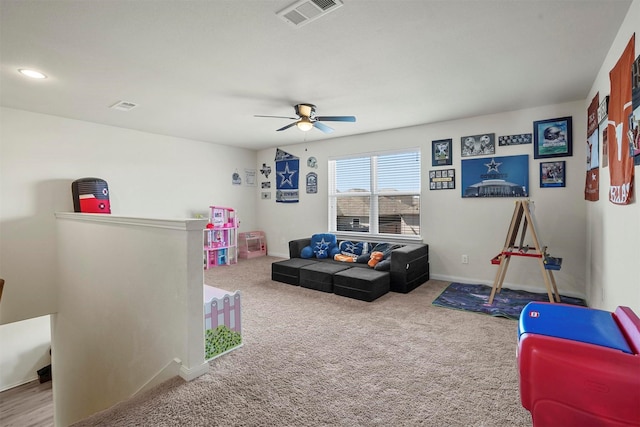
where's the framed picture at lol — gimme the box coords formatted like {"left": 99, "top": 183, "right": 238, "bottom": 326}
{"left": 597, "top": 95, "right": 609, "bottom": 124}
{"left": 429, "top": 168, "right": 455, "bottom": 190}
{"left": 533, "top": 116, "right": 573, "bottom": 159}
{"left": 461, "top": 155, "right": 529, "bottom": 198}
{"left": 461, "top": 133, "right": 495, "bottom": 157}
{"left": 498, "top": 133, "right": 532, "bottom": 146}
{"left": 540, "top": 161, "right": 566, "bottom": 188}
{"left": 245, "top": 169, "right": 256, "bottom": 186}
{"left": 431, "top": 139, "right": 453, "bottom": 166}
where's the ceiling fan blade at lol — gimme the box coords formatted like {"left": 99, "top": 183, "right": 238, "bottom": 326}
{"left": 276, "top": 122, "right": 298, "bottom": 132}
{"left": 315, "top": 116, "right": 356, "bottom": 122}
{"left": 255, "top": 115, "right": 298, "bottom": 120}
{"left": 313, "top": 121, "right": 334, "bottom": 134}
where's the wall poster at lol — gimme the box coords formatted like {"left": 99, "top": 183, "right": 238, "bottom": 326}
{"left": 429, "top": 169, "right": 455, "bottom": 190}
{"left": 607, "top": 34, "right": 635, "bottom": 205}
{"left": 461, "top": 155, "right": 529, "bottom": 198}
{"left": 632, "top": 53, "right": 640, "bottom": 166}
{"left": 585, "top": 93, "right": 600, "bottom": 201}
{"left": 275, "top": 148, "right": 299, "bottom": 203}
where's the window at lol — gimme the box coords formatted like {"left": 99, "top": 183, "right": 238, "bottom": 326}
{"left": 329, "top": 149, "right": 421, "bottom": 239}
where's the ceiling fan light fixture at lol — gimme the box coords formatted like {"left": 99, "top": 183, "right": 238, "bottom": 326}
{"left": 296, "top": 118, "right": 314, "bottom": 131}
{"left": 256, "top": 103, "right": 354, "bottom": 134}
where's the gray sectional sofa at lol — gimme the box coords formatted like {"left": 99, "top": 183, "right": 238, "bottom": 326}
{"left": 271, "top": 237, "right": 429, "bottom": 302}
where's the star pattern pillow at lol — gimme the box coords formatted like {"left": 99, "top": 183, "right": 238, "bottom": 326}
{"left": 301, "top": 233, "right": 339, "bottom": 259}
{"left": 338, "top": 241, "right": 365, "bottom": 257}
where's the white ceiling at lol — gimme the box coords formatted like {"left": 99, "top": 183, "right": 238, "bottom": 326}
{"left": 0, "top": 0, "right": 632, "bottom": 150}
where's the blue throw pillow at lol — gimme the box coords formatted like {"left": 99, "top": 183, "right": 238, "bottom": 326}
{"left": 338, "top": 241, "right": 365, "bottom": 257}
{"left": 310, "top": 233, "right": 338, "bottom": 259}
{"left": 300, "top": 246, "right": 314, "bottom": 259}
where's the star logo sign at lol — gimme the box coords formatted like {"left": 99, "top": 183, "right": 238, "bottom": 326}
{"left": 484, "top": 158, "right": 502, "bottom": 173}
{"left": 314, "top": 238, "right": 330, "bottom": 256}
{"left": 344, "top": 242, "right": 358, "bottom": 253}
{"left": 591, "top": 172, "right": 597, "bottom": 181}
{"left": 278, "top": 162, "right": 297, "bottom": 187}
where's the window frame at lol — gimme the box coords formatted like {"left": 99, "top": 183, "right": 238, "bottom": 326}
{"left": 328, "top": 148, "right": 422, "bottom": 243}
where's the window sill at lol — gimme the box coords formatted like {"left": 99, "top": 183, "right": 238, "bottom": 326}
{"left": 333, "top": 232, "right": 423, "bottom": 245}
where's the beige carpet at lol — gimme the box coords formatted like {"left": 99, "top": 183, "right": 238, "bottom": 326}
{"left": 73, "top": 256, "right": 531, "bottom": 426}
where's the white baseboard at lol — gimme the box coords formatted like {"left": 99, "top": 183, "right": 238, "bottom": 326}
{"left": 268, "top": 251, "right": 288, "bottom": 259}
{"left": 0, "top": 376, "right": 39, "bottom": 393}
{"left": 430, "top": 274, "right": 493, "bottom": 287}
{"left": 179, "top": 361, "right": 209, "bottom": 381}
{"left": 429, "top": 274, "right": 586, "bottom": 300}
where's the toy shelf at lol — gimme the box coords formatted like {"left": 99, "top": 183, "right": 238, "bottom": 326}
{"left": 204, "top": 206, "right": 238, "bottom": 269}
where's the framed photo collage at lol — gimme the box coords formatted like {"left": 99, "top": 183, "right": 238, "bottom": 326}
{"left": 429, "top": 116, "right": 573, "bottom": 196}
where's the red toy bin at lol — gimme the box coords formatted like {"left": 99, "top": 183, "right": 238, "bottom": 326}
{"left": 517, "top": 302, "right": 640, "bottom": 427}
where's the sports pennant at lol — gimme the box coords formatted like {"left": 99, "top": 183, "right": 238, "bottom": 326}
{"left": 585, "top": 93, "right": 599, "bottom": 201}
{"left": 607, "top": 34, "right": 635, "bottom": 205}
{"left": 274, "top": 148, "right": 299, "bottom": 203}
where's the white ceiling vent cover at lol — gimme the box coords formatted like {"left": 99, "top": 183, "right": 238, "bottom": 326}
{"left": 109, "top": 101, "right": 138, "bottom": 111}
{"left": 277, "top": 0, "right": 343, "bottom": 28}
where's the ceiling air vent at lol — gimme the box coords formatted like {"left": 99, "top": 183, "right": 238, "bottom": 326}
{"left": 109, "top": 100, "right": 138, "bottom": 111}
{"left": 277, "top": 0, "right": 343, "bottom": 28}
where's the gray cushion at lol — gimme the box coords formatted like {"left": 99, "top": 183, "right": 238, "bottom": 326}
{"left": 333, "top": 268, "right": 390, "bottom": 302}
{"left": 299, "top": 263, "right": 353, "bottom": 292}
{"left": 272, "top": 259, "right": 318, "bottom": 285}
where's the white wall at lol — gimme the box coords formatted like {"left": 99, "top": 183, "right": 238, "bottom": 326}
{"left": 585, "top": 0, "right": 640, "bottom": 312}
{"left": 258, "top": 101, "right": 590, "bottom": 298}
{"left": 0, "top": 107, "right": 257, "bottom": 389}
{"left": 0, "top": 0, "right": 638, "bottom": 410}
{"left": 0, "top": 315, "right": 51, "bottom": 391}
{"left": 53, "top": 214, "right": 207, "bottom": 426}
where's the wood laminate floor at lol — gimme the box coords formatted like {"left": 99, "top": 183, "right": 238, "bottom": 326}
{"left": 0, "top": 380, "right": 53, "bottom": 427}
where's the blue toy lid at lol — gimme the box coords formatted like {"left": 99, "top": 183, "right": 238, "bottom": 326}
{"left": 519, "top": 302, "right": 632, "bottom": 354}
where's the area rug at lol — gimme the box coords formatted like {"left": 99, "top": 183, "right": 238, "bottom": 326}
{"left": 432, "top": 282, "right": 587, "bottom": 320}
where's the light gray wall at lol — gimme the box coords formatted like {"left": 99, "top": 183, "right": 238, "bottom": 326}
{"left": 53, "top": 214, "right": 207, "bottom": 426}
{"left": 0, "top": 108, "right": 257, "bottom": 389}
{"left": 585, "top": 0, "right": 640, "bottom": 312}
{"left": 1, "top": 0, "right": 639, "bottom": 404}
{"left": 257, "top": 101, "right": 590, "bottom": 299}
{"left": 0, "top": 314, "right": 50, "bottom": 391}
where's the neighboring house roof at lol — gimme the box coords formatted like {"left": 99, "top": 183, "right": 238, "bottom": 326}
{"left": 337, "top": 194, "right": 419, "bottom": 216}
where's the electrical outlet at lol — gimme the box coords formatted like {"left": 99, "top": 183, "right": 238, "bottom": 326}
{"left": 462, "top": 254, "right": 469, "bottom": 264}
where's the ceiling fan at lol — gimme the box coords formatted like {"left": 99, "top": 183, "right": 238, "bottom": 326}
{"left": 254, "top": 103, "right": 356, "bottom": 134}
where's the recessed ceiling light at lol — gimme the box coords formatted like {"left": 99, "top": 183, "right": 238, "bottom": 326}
{"left": 18, "top": 69, "right": 47, "bottom": 79}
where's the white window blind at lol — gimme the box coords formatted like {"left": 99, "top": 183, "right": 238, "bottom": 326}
{"left": 329, "top": 149, "right": 421, "bottom": 238}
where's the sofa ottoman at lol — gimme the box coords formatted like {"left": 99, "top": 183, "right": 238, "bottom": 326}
{"left": 299, "top": 262, "right": 353, "bottom": 293}
{"left": 333, "top": 268, "right": 390, "bottom": 302}
{"left": 272, "top": 258, "right": 318, "bottom": 286}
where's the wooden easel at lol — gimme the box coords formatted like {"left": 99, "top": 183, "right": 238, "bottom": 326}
{"left": 489, "top": 200, "right": 561, "bottom": 304}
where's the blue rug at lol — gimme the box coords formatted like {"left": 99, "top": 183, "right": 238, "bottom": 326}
{"left": 432, "top": 283, "right": 587, "bottom": 320}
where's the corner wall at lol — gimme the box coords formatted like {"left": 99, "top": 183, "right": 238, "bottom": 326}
{"left": 0, "top": 315, "right": 51, "bottom": 391}
{"left": 53, "top": 214, "right": 207, "bottom": 426}
{"left": 585, "top": 0, "right": 640, "bottom": 312}
{"left": 0, "top": 107, "right": 257, "bottom": 391}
